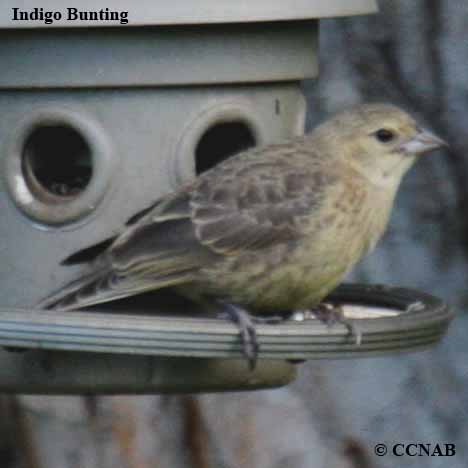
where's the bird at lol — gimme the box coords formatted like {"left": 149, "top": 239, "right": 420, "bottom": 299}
{"left": 38, "top": 103, "right": 447, "bottom": 368}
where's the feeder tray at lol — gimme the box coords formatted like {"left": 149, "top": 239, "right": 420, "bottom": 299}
{"left": 0, "top": 284, "right": 453, "bottom": 394}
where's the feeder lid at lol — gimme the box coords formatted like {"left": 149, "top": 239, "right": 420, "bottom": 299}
{"left": 0, "top": 0, "right": 377, "bottom": 29}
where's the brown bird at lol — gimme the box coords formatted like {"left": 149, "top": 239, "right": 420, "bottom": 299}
{"left": 39, "top": 103, "right": 446, "bottom": 367}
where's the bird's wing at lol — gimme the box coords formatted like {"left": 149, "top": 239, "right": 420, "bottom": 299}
{"left": 108, "top": 191, "right": 217, "bottom": 278}
{"left": 39, "top": 192, "right": 217, "bottom": 310}
{"left": 40, "top": 145, "right": 338, "bottom": 310}
{"left": 189, "top": 156, "right": 337, "bottom": 255}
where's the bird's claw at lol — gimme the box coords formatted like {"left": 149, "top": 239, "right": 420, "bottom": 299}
{"left": 310, "top": 303, "right": 362, "bottom": 345}
{"left": 219, "top": 302, "right": 259, "bottom": 370}
{"left": 345, "top": 320, "right": 362, "bottom": 346}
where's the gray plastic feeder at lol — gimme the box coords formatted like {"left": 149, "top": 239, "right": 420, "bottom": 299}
{"left": 0, "top": 0, "right": 375, "bottom": 311}
{"left": 0, "top": 0, "right": 451, "bottom": 395}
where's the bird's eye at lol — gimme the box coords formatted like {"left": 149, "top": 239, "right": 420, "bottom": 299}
{"left": 375, "top": 128, "right": 395, "bottom": 143}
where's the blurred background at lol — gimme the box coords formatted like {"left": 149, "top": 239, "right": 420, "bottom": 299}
{"left": 1, "top": 2, "right": 467, "bottom": 467}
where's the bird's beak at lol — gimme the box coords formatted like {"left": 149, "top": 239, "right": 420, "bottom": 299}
{"left": 398, "top": 129, "right": 449, "bottom": 155}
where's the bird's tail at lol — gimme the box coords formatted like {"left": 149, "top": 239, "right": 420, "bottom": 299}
{"left": 37, "top": 266, "right": 195, "bottom": 311}
{"left": 38, "top": 267, "right": 120, "bottom": 311}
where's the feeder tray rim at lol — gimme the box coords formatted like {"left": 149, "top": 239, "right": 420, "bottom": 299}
{"left": 0, "top": 284, "right": 453, "bottom": 360}
{"left": 0, "top": 283, "right": 453, "bottom": 394}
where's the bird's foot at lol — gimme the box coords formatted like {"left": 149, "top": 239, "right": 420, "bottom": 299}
{"left": 218, "top": 302, "right": 259, "bottom": 370}
{"left": 309, "top": 303, "right": 362, "bottom": 346}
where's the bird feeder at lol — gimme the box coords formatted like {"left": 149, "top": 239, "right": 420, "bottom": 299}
{"left": 0, "top": 0, "right": 453, "bottom": 393}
